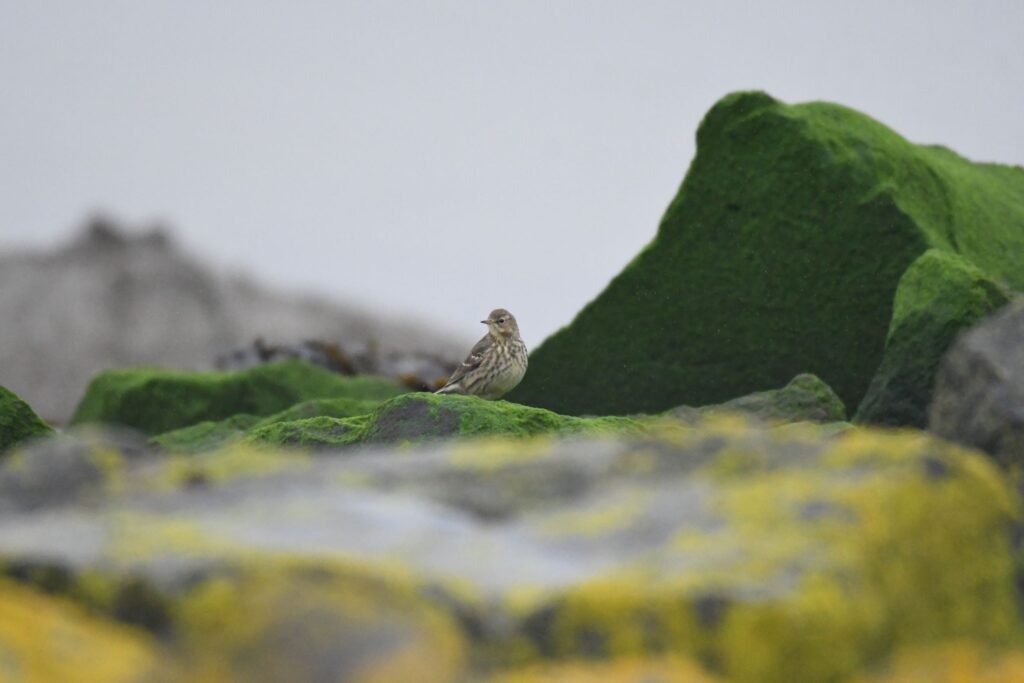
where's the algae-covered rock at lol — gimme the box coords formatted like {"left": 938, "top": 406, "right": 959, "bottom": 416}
{"left": 930, "top": 299, "right": 1024, "bottom": 467}
{"left": 71, "top": 359, "right": 406, "bottom": 435}
{"left": 0, "top": 419, "right": 1016, "bottom": 682}
{"left": 0, "top": 577, "right": 163, "bottom": 682}
{"left": 246, "top": 392, "right": 645, "bottom": 450}
{"left": 159, "top": 379, "right": 839, "bottom": 455}
{"left": 509, "top": 91, "right": 1024, "bottom": 416}
{"left": 855, "top": 250, "right": 1012, "bottom": 428}
{"left": 0, "top": 385, "right": 54, "bottom": 455}
{"left": 488, "top": 656, "right": 722, "bottom": 682}
{"left": 669, "top": 373, "right": 846, "bottom": 424}
{"left": 152, "top": 396, "right": 381, "bottom": 454}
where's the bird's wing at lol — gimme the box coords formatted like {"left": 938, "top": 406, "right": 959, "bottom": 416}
{"left": 440, "top": 334, "right": 492, "bottom": 388}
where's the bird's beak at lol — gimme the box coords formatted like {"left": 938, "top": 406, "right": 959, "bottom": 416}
{"left": 481, "top": 319, "right": 491, "bottom": 324}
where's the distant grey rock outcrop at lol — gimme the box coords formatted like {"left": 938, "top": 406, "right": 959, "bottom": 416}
{"left": 0, "top": 217, "right": 464, "bottom": 423}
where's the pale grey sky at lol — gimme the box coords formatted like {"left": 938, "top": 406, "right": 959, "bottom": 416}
{"left": 2, "top": 2, "right": 1022, "bottom": 348}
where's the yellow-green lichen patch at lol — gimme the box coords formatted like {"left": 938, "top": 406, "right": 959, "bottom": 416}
{"left": 500, "top": 428, "right": 1020, "bottom": 683}
{"left": 0, "top": 577, "right": 165, "bottom": 682}
{"left": 854, "top": 641, "right": 1024, "bottom": 682}
{"left": 154, "top": 443, "right": 310, "bottom": 491}
{"left": 171, "top": 560, "right": 467, "bottom": 683}
{"left": 487, "top": 655, "right": 722, "bottom": 682}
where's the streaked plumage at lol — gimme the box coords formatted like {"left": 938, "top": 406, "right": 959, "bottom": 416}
{"left": 436, "top": 308, "right": 527, "bottom": 400}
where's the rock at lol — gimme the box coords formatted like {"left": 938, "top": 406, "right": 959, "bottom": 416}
{"left": 0, "top": 217, "right": 465, "bottom": 423}
{"left": 156, "top": 376, "right": 841, "bottom": 455}
{"left": 929, "top": 299, "right": 1024, "bottom": 466}
{"left": 216, "top": 338, "right": 457, "bottom": 392}
{"left": 0, "top": 385, "right": 54, "bottom": 455}
{"left": 0, "top": 577, "right": 164, "bottom": 682}
{"left": 0, "top": 427, "right": 153, "bottom": 513}
{"left": 246, "top": 392, "right": 646, "bottom": 451}
{"left": 0, "top": 420, "right": 1016, "bottom": 681}
{"left": 509, "top": 91, "right": 1024, "bottom": 416}
{"left": 70, "top": 359, "right": 406, "bottom": 435}
{"left": 856, "top": 251, "right": 1013, "bottom": 427}
{"left": 669, "top": 373, "right": 846, "bottom": 424}
{"left": 152, "top": 396, "right": 383, "bottom": 454}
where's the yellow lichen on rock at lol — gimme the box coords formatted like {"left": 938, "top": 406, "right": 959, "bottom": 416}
{"left": 855, "top": 641, "right": 1024, "bottom": 682}
{"left": 487, "top": 655, "right": 722, "bottom": 682}
{"left": 0, "top": 578, "right": 162, "bottom": 683}
{"left": 171, "top": 560, "right": 466, "bottom": 683}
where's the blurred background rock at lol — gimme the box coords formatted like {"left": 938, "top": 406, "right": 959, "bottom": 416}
{"left": 0, "top": 216, "right": 464, "bottom": 423}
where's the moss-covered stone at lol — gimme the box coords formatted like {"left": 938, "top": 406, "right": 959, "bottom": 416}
{"left": 855, "top": 250, "right": 1013, "bottom": 427}
{"left": 509, "top": 91, "right": 1024, "bottom": 416}
{"left": 246, "top": 392, "right": 646, "bottom": 450}
{"left": 0, "top": 385, "right": 55, "bottom": 456}
{"left": 671, "top": 373, "right": 846, "bottom": 424}
{"left": 0, "top": 577, "right": 164, "bottom": 682}
{"left": 152, "top": 396, "right": 382, "bottom": 454}
{"left": 70, "top": 359, "right": 406, "bottom": 435}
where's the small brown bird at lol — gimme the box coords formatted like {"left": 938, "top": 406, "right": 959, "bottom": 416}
{"left": 436, "top": 308, "right": 528, "bottom": 400}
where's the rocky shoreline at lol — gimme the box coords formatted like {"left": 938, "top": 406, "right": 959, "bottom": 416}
{"left": 2, "top": 91, "right": 1024, "bottom": 682}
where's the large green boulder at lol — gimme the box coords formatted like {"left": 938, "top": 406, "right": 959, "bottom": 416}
{"left": 855, "top": 250, "right": 1013, "bottom": 427}
{"left": 509, "top": 91, "right": 1024, "bottom": 416}
{"left": 71, "top": 360, "right": 406, "bottom": 435}
{"left": 0, "top": 385, "right": 55, "bottom": 455}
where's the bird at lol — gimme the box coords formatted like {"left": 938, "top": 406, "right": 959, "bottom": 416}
{"left": 435, "top": 308, "right": 528, "bottom": 400}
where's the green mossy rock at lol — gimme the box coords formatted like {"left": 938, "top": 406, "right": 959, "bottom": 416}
{"left": 855, "top": 250, "right": 1013, "bottom": 427}
{"left": 671, "top": 373, "right": 846, "bottom": 424}
{"left": 152, "top": 396, "right": 382, "bottom": 454}
{"left": 0, "top": 385, "right": 55, "bottom": 456}
{"left": 70, "top": 360, "right": 406, "bottom": 435}
{"left": 509, "top": 91, "right": 1024, "bottom": 416}
{"left": 247, "top": 392, "right": 645, "bottom": 450}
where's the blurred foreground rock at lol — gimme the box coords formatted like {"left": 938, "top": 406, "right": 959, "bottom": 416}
{"left": 930, "top": 299, "right": 1024, "bottom": 467}
{"left": 0, "top": 217, "right": 464, "bottom": 423}
{"left": 0, "top": 416, "right": 1017, "bottom": 682}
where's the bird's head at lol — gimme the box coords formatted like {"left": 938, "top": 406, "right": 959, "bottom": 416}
{"left": 483, "top": 308, "right": 519, "bottom": 338}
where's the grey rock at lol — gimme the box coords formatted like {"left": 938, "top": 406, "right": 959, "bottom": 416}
{"left": 930, "top": 299, "right": 1024, "bottom": 466}
{"left": 0, "top": 217, "right": 465, "bottom": 423}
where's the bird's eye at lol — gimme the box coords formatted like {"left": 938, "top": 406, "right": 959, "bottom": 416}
{"left": 498, "top": 318, "right": 506, "bottom": 323}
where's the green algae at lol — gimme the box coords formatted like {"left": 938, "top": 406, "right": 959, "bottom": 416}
{"left": 71, "top": 360, "right": 406, "bottom": 435}
{"left": 855, "top": 249, "right": 1013, "bottom": 427}
{"left": 246, "top": 392, "right": 647, "bottom": 450}
{"left": 673, "top": 373, "right": 846, "bottom": 424}
{"left": 509, "top": 91, "right": 1024, "bottom": 416}
{"left": 152, "top": 396, "right": 383, "bottom": 454}
{"left": 0, "top": 385, "right": 55, "bottom": 456}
